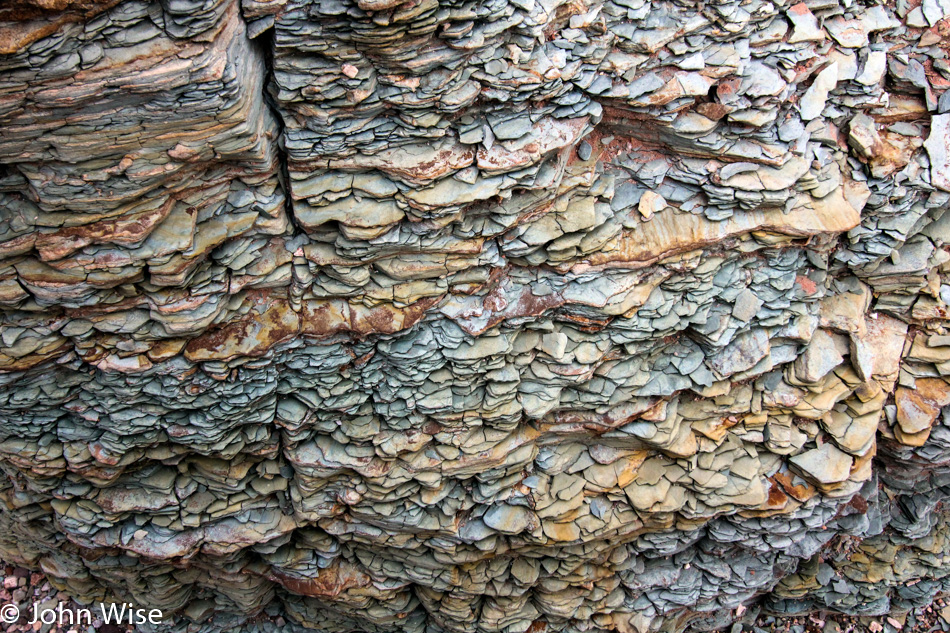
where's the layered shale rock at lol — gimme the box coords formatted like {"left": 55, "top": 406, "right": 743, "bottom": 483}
{"left": 0, "top": 0, "right": 949, "bottom": 632}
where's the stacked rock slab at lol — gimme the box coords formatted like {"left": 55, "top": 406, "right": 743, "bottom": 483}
{"left": 0, "top": 0, "right": 949, "bottom": 631}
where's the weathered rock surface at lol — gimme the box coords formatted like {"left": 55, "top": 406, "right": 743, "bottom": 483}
{"left": 0, "top": 0, "right": 949, "bottom": 632}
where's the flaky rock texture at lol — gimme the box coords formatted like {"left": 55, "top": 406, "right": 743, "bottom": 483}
{"left": 0, "top": 0, "right": 949, "bottom": 631}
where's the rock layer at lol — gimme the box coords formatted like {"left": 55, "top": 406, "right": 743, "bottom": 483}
{"left": 0, "top": 0, "right": 949, "bottom": 632}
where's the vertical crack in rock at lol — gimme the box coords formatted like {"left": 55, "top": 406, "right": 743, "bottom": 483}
{"left": 0, "top": 0, "right": 950, "bottom": 632}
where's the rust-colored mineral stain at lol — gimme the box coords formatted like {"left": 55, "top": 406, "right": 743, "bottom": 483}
{"left": 772, "top": 471, "right": 816, "bottom": 502}
{"left": 268, "top": 562, "right": 371, "bottom": 599}
{"left": 0, "top": 0, "right": 122, "bottom": 54}
{"left": 796, "top": 275, "right": 818, "bottom": 295}
{"left": 184, "top": 316, "right": 254, "bottom": 361}
{"left": 765, "top": 479, "right": 789, "bottom": 508}
{"left": 526, "top": 620, "right": 548, "bottom": 633}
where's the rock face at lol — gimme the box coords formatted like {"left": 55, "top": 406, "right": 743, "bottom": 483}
{"left": 0, "top": 0, "right": 949, "bottom": 632}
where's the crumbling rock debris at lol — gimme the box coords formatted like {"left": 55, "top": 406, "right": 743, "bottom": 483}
{"left": 0, "top": 0, "right": 949, "bottom": 632}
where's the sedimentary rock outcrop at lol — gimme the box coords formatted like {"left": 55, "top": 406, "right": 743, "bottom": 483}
{"left": 0, "top": 0, "right": 949, "bottom": 631}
